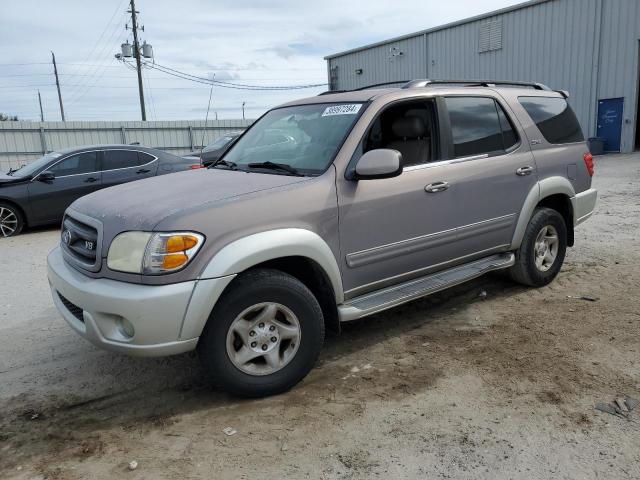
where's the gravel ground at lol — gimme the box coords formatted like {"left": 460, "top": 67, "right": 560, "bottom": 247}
{"left": 1, "top": 153, "right": 639, "bottom": 479}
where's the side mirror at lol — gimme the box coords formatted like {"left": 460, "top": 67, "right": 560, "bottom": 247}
{"left": 354, "top": 149, "right": 403, "bottom": 180}
{"left": 38, "top": 171, "right": 55, "bottom": 182}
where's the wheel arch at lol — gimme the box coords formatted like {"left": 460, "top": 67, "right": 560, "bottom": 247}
{"left": 180, "top": 229, "right": 343, "bottom": 340}
{"left": 510, "top": 177, "right": 575, "bottom": 250}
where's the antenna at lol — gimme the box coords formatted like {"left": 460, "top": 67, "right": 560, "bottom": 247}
{"left": 199, "top": 74, "right": 215, "bottom": 166}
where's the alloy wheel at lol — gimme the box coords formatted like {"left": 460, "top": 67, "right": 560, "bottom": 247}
{"left": 534, "top": 225, "right": 559, "bottom": 272}
{"left": 0, "top": 207, "right": 18, "bottom": 237}
{"left": 226, "top": 302, "right": 301, "bottom": 376}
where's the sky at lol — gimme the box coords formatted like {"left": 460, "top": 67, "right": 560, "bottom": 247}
{"left": 0, "top": 0, "right": 522, "bottom": 121}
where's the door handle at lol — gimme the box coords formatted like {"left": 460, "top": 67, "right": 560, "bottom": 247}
{"left": 84, "top": 177, "right": 98, "bottom": 183}
{"left": 516, "top": 166, "right": 534, "bottom": 176}
{"left": 136, "top": 168, "right": 151, "bottom": 174}
{"left": 425, "top": 181, "right": 450, "bottom": 193}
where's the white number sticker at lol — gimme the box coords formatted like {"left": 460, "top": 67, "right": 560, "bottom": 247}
{"left": 321, "top": 104, "right": 362, "bottom": 116}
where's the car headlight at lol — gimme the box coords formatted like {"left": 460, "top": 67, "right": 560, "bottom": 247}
{"left": 107, "top": 231, "right": 205, "bottom": 275}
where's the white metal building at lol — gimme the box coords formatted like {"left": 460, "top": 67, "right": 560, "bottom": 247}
{"left": 325, "top": 0, "right": 640, "bottom": 153}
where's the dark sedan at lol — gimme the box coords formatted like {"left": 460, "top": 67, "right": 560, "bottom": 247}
{"left": 184, "top": 132, "right": 242, "bottom": 166}
{"left": 0, "top": 145, "right": 200, "bottom": 237}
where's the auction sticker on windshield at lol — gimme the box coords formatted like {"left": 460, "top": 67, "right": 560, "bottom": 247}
{"left": 322, "top": 104, "right": 362, "bottom": 116}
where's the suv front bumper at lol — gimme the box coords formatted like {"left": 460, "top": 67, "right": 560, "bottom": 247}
{"left": 47, "top": 246, "right": 199, "bottom": 357}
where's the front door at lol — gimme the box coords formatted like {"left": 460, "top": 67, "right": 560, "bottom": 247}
{"left": 27, "top": 150, "right": 102, "bottom": 224}
{"left": 337, "top": 164, "right": 459, "bottom": 296}
{"left": 597, "top": 98, "right": 624, "bottom": 152}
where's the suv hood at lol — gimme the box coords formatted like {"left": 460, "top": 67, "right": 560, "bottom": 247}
{"left": 69, "top": 168, "right": 308, "bottom": 239}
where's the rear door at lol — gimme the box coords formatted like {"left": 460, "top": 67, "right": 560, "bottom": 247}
{"left": 442, "top": 95, "right": 537, "bottom": 257}
{"left": 101, "top": 149, "right": 158, "bottom": 188}
{"left": 27, "top": 150, "right": 102, "bottom": 224}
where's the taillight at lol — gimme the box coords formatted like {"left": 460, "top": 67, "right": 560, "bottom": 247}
{"left": 190, "top": 164, "right": 204, "bottom": 169}
{"left": 583, "top": 152, "right": 594, "bottom": 177}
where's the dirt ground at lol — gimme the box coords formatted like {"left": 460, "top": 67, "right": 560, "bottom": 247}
{"left": 1, "top": 153, "right": 639, "bottom": 479}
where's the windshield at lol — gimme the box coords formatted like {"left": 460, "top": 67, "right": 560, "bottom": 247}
{"left": 9, "top": 152, "right": 62, "bottom": 177}
{"left": 222, "top": 103, "right": 364, "bottom": 176}
{"left": 203, "top": 135, "right": 235, "bottom": 152}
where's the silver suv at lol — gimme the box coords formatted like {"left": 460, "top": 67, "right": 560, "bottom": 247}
{"left": 48, "top": 80, "right": 598, "bottom": 397}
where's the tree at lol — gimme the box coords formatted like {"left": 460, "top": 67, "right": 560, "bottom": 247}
{"left": 0, "top": 113, "right": 19, "bottom": 121}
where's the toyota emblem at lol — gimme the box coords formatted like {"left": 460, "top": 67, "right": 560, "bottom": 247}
{"left": 62, "top": 229, "right": 72, "bottom": 245}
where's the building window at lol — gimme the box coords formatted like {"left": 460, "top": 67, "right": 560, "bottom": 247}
{"left": 479, "top": 19, "right": 502, "bottom": 53}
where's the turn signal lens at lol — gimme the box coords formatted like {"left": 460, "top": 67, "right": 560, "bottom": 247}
{"left": 162, "top": 253, "right": 189, "bottom": 269}
{"left": 166, "top": 235, "right": 199, "bottom": 253}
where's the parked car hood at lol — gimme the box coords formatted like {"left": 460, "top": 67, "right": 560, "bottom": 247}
{"left": 68, "top": 168, "right": 309, "bottom": 241}
{"left": 0, "top": 174, "right": 30, "bottom": 185}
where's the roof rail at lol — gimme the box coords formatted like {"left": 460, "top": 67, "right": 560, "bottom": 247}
{"left": 402, "top": 79, "right": 551, "bottom": 91}
{"left": 317, "top": 90, "right": 348, "bottom": 96}
{"left": 353, "top": 81, "right": 410, "bottom": 91}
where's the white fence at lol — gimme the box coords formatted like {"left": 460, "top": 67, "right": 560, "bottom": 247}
{"left": 0, "top": 120, "right": 253, "bottom": 171}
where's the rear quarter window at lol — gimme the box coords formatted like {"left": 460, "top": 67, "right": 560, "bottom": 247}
{"left": 518, "top": 97, "right": 584, "bottom": 144}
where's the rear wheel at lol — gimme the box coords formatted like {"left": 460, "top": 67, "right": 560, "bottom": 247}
{"left": 0, "top": 203, "right": 24, "bottom": 237}
{"left": 509, "top": 207, "right": 567, "bottom": 287}
{"left": 198, "top": 269, "right": 325, "bottom": 397}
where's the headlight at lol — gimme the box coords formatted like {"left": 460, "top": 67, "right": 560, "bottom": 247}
{"left": 107, "top": 231, "right": 205, "bottom": 275}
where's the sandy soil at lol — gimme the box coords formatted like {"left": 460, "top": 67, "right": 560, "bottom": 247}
{"left": 0, "top": 154, "right": 639, "bottom": 479}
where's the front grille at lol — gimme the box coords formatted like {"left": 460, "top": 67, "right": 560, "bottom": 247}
{"left": 57, "top": 292, "right": 84, "bottom": 323}
{"left": 61, "top": 215, "right": 99, "bottom": 270}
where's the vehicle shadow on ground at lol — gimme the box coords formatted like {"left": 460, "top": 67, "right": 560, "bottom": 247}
{"left": 1, "top": 273, "right": 526, "bottom": 470}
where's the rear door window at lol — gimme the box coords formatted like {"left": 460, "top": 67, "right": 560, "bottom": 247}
{"left": 518, "top": 97, "right": 584, "bottom": 144}
{"left": 137, "top": 152, "right": 156, "bottom": 165}
{"left": 103, "top": 150, "right": 146, "bottom": 170}
{"left": 49, "top": 151, "right": 98, "bottom": 176}
{"left": 445, "top": 97, "right": 505, "bottom": 158}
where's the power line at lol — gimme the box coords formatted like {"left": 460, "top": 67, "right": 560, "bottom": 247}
{"left": 65, "top": 12, "right": 127, "bottom": 104}
{"left": 148, "top": 62, "right": 327, "bottom": 90}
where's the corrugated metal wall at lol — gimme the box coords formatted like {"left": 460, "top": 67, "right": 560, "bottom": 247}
{"left": 327, "top": 0, "right": 640, "bottom": 152}
{"left": 0, "top": 119, "right": 252, "bottom": 171}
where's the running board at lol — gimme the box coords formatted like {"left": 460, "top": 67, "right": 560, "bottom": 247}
{"left": 338, "top": 252, "right": 515, "bottom": 322}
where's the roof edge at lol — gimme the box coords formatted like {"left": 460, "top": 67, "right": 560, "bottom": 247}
{"left": 324, "top": 0, "right": 552, "bottom": 60}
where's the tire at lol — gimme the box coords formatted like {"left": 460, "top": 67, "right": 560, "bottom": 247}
{"left": 0, "top": 202, "right": 24, "bottom": 238}
{"left": 509, "top": 207, "right": 567, "bottom": 287}
{"left": 198, "top": 268, "right": 325, "bottom": 397}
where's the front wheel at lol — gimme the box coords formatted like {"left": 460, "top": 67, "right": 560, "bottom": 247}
{"left": 198, "top": 269, "right": 325, "bottom": 397}
{"left": 509, "top": 207, "right": 567, "bottom": 287}
{"left": 0, "top": 202, "right": 24, "bottom": 237}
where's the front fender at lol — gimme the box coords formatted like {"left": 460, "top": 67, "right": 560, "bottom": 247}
{"left": 179, "top": 228, "right": 343, "bottom": 340}
{"left": 510, "top": 177, "right": 575, "bottom": 250}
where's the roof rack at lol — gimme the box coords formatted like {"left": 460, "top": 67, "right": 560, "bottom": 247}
{"left": 317, "top": 90, "right": 347, "bottom": 96}
{"left": 402, "top": 79, "right": 552, "bottom": 91}
{"left": 353, "top": 81, "right": 411, "bottom": 91}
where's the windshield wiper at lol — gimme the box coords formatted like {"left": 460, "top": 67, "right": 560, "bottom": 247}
{"left": 247, "top": 161, "right": 302, "bottom": 176}
{"left": 208, "top": 159, "right": 238, "bottom": 170}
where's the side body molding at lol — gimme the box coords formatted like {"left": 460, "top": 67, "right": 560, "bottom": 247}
{"left": 179, "top": 228, "right": 344, "bottom": 341}
{"left": 510, "top": 177, "right": 576, "bottom": 250}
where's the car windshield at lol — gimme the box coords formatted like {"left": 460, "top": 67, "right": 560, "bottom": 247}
{"left": 8, "top": 151, "right": 62, "bottom": 177}
{"left": 222, "top": 103, "right": 364, "bottom": 176}
{"left": 203, "top": 135, "right": 235, "bottom": 152}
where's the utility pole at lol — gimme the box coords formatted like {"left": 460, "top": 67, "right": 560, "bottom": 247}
{"left": 51, "top": 51, "right": 65, "bottom": 121}
{"left": 128, "top": 0, "right": 146, "bottom": 120}
{"left": 37, "top": 90, "right": 44, "bottom": 122}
